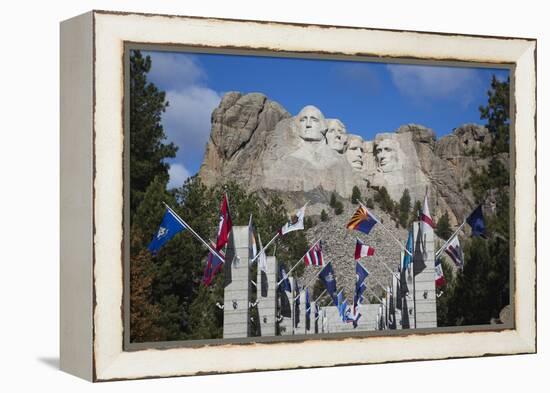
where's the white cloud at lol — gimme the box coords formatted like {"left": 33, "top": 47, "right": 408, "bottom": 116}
{"left": 386, "top": 64, "right": 481, "bottom": 106}
{"left": 163, "top": 86, "right": 222, "bottom": 167}
{"left": 168, "top": 163, "right": 191, "bottom": 189}
{"left": 148, "top": 52, "right": 206, "bottom": 89}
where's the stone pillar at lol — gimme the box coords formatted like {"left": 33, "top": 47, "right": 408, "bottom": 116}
{"left": 295, "top": 288, "right": 307, "bottom": 335}
{"left": 306, "top": 300, "right": 316, "bottom": 335}
{"left": 256, "top": 256, "right": 277, "bottom": 337}
{"left": 412, "top": 221, "right": 437, "bottom": 328}
{"left": 223, "top": 226, "right": 250, "bottom": 339}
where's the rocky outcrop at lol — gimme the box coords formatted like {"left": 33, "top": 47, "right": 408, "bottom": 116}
{"left": 198, "top": 92, "right": 500, "bottom": 225}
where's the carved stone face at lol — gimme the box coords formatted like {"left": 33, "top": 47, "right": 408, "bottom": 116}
{"left": 296, "top": 105, "right": 327, "bottom": 142}
{"left": 345, "top": 135, "right": 364, "bottom": 170}
{"left": 374, "top": 138, "right": 399, "bottom": 172}
{"left": 326, "top": 119, "right": 348, "bottom": 153}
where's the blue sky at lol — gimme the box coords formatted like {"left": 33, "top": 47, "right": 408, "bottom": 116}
{"left": 142, "top": 50, "right": 509, "bottom": 188}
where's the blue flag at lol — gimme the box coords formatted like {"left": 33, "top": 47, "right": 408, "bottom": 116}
{"left": 354, "top": 262, "right": 369, "bottom": 312}
{"left": 278, "top": 263, "right": 292, "bottom": 293}
{"left": 305, "top": 287, "right": 311, "bottom": 319}
{"left": 402, "top": 230, "right": 413, "bottom": 271}
{"left": 466, "top": 205, "right": 486, "bottom": 237}
{"left": 319, "top": 262, "right": 338, "bottom": 304}
{"left": 148, "top": 208, "right": 186, "bottom": 254}
{"left": 337, "top": 291, "right": 348, "bottom": 320}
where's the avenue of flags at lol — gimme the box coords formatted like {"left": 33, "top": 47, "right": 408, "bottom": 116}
{"left": 147, "top": 187, "right": 488, "bottom": 332}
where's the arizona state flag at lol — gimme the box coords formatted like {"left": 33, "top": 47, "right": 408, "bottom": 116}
{"left": 346, "top": 205, "right": 378, "bottom": 235}
{"left": 215, "top": 193, "right": 233, "bottom": 250}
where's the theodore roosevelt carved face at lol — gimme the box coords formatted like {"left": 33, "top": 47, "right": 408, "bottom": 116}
{"left": 326, "top": 119, "right": 348, "bottom": 153}
{"left": 296, "top": 105, "right": 327, "bottom": 142}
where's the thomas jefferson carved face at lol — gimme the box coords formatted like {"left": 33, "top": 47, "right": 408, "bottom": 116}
{"left": 345, "top": 135, "right": 364, "bottom": 170}
{"left": 374, "top": 138, "right": 400, "bottom": 172}
{"left": 296, "top": 105, "right": 327, "bottom": 142}
{"left": 326, "top": 119, "right": 348, "bottom": 153}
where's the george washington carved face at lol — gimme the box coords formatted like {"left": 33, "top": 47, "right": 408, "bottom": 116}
{"left": 326, "top": 119, "right": 348, "bottom": 153}
{"left": 295, "top": 105, "right": 327, "bottom": 142}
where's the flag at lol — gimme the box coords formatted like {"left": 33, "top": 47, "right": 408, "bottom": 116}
{"left": 354, "top": 238, "right": 375, "bottom": 260}
{"left": 319, "top": 262, "right": 338, "bottom": 304}
{"left": 435, "top": 258, "right": 446, "bottom": 288}
{"left": 278, "top": 287, "right": 292, "bottom": 318}
{"left": 337, "top": 291, "right": 347, "bottom": 320}
{"left": 346, "top": 205, "right": 378, "bottom": 235}
{"left": 421, "top": 192, "right": 435, "bottom": 229}
{"left": 305, "top": 288, "right": 311, "bottom": 331}
{"left": 445, "top": 235, "right": 464, "bottom": 268}
{"left": 401, "top": 230, "right": 413, "bottom": 271}
{"left": 304, "top": 241, "right": 324, "bottom": 266}
{"left": 215, "top": 193, "right": 233, "bottom": 250}
{"left": 148, "top": 208, "right": 187, "bottom": 254}
{"left": 466, "top": 204, "right": 486, "bottom": 238}
{"left": 202, "top": 248, "right": 225, "bottom": 286}
{"left": 354, "top": 262, "right": 369, "bottom": 314}
{"left": 257, "top": 233, "right": 267, "bottom": 272}
{"left": 344, "top": 309, "right": 362, "bottom": 328}
{"left": 280, "top": 204, "right": 306, "bottom": 236}
{"left": 248, "top": 214, "right": 257, "bottom": 262}
{"left": 278, "top": 263, "right": 292, "bottom": 293}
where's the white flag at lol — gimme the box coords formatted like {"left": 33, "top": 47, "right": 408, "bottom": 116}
{"left": 279, "top": 204, "right": 306, "bottom": 236}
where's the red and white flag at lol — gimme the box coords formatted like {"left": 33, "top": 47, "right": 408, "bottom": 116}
{"left": 435, "top": 258, "right": 446, "bottom": 288}
{"left": 304, "top": 241, "right": 324, "bottom": 266}
{"left": 421, "top": 191, "right": 434, "bottom": 229}
{"left": 354, "top": 238, "right": 375, "bottom": 260}
{"left": 215, "top": 193, "right": 233, "bottom": 250}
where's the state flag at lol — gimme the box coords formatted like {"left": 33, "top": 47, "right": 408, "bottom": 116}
{"left": 248, "top": 215, "right": 257, "bottom": 262}
{"left": 319, "top": 262, "right": 338, "bottom": 304}
{"left": 466, "top": 204, "right": 486, "bottom": 238}
{"left": 304, "top": 241, "right": 324, "bottom": 266}
{"left": 354, "top": 261, "right": 369, "bottom": 314}
{"left": 148, "top": 208, "right": 187, "bottom": 254}
{"left": 257, "top": 233, "right": 269, "bottom": 297}
{"left": 354, "top": 238, "right": 375, "bottom": 260}
{"left": 421, "top": 192, "right": 435, "bottom": 229}
{"left": 435, "top": 258, "right": 446, "bottom": 288}
{"left": 215, "top": 193, "right": 233, "bottom": 250}
{"left": 202, "top": 248, "right": 225, "bottom": 286}
{"left": 401, "top": 230, "right": 414, "bottom": 271}
{"left": 278, "top": 263, "right": 291, "bottom": 293}
{"left": 346, "top": 205, "right": 378, "bottom": 235}
{"left": 279, "top": 204, "right": 306, "bottom": 236}
{"left": 445, "top": 235, "right": 464, "bottom": 268}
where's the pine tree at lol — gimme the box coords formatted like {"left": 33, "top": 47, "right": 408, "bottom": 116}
{"left": 351, "top": 186, "right": 361, "bottom": 204}
{"left": 329, "top": 192, "right": 337, "bottom": 208}
{"left": 320, "top": 209, "right": 328, "bottom": 222}
{"left": 129, "top": 50, "right": 177, "bottom": 219}
{"left": 435, "top": 212, "right": 452, "bottom": 239}
{"left": 398, "top": 189, "right": 411, "bottom": 228}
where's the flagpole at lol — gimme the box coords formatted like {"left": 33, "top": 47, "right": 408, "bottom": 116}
{"left": 162, "top": 202, "right": 225, "bottom": 262}
{"left": 364, "top": 286, "right": 384, "bottom": 304}
{"left": 250, "top": 232, "right": 279, "bottom": 264}
{"left": 293, "top": 263, "right": 327, "bottom": 301}
{"left": 314, "top": 289, "right": 327, "bottom": 303}
{"left": 357, "top": 200, "right": 412, "bottom": 257}
{"left": 277, "top": 238, "right": 321, "bottom": 286}
{"left": 435, "top": 220, "right": 467, "bottom": 257}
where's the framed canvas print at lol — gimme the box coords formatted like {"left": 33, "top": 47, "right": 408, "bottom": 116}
{"left": 60, "top": 10, "right": 536, "bottom": 382}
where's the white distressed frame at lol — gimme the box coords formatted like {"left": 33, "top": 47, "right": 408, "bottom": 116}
{"left": 61, "top": 10, "right": 536, "bottom": 381}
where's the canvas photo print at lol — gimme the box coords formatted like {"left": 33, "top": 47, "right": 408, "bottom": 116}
{"left": 126, "top": 47, "right": 512, "bottom": 345}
